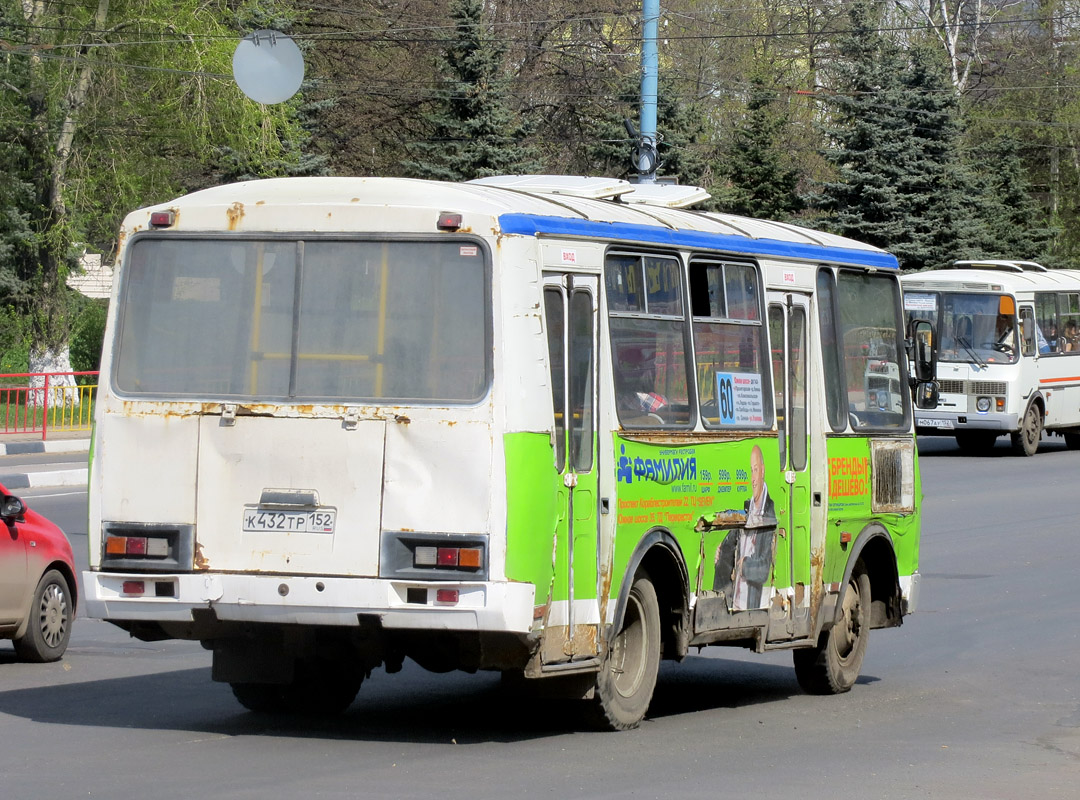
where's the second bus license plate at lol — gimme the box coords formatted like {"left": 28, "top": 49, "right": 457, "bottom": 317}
{"left": 916, "top": 418, "right": 954, "bottom": 429}
{"left": 242, "top": 508, "right": 336, "bottom": 533}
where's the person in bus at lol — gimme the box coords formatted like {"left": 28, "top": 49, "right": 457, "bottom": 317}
{"left": 614, "top": 344, "right": 669, "bottom": 421}
{"left": 1064, "top": 320, "right": 1079, "bottom": 352}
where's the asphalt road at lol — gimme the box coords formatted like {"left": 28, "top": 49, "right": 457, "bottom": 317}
{"left": 1, "top": 437, "right": 1078, "bottom": 799}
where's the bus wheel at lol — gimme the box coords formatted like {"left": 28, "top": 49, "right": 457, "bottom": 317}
{"left": 793, "top": 565, "right": 871, "bottom": 695}
{"left": 955, "top": 431, "right": 997, "bottom": 453}
{"left": 1010, "top": 404, "right": 1042, "bottom": 456}
{"left": 588, "top": 573, "right": 661, "bottom": 731}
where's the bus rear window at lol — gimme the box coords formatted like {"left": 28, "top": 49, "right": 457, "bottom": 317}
{"left": 114, "top": 237, "right": 490, "bottom": 402}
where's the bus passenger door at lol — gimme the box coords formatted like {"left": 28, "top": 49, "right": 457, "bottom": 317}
{"left": 541, "top": 273, "right": 601, "bottom": 665}
{"left": 767, "top": 295, "right": 813, "bottom": 641}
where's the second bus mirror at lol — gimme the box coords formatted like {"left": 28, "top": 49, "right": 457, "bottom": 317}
{"left": 908, "top": 319, "right": 937, "bottom": 383}
{"left": 914, "top": 380, "right": 939, "bottom": 410}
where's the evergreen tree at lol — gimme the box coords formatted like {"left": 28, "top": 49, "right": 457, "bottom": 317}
{"left": 404, "top": 0, "right": 540, "bottom": 181}
{"left": 812, "top": 2, "right": 973, "bottom": 271}
{"left": 581, "top": 72, "right": 720, "bottom": 192}
{"left": 717, "top": 77, "right": 803, "bottom": 220}
{"left": 963, "top": 137, "right": 1054, "bottom": 262}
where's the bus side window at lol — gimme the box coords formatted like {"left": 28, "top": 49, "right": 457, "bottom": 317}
{"left": 690, "top": 261, "right": 771, "bottom": 430}
{"left": 1019, "top": 307, "right": 1036, "bottom": 356}
{"left": 1035, "top": 292, "right": 1059, "bottom": 353}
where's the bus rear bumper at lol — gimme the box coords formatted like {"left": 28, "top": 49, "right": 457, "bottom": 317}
{"left": 81, "top": 571, "right": 536, "bottom": 634}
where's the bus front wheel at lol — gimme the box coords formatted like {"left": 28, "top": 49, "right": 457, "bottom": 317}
{"left": 1011, "top": 404, "right": 1042, "bottom": 457}
{"left": 588, "top": 573, "right": 661, "bottom": 731}
{"left": 793, "top": 565, "right": 871, "bottom": 695}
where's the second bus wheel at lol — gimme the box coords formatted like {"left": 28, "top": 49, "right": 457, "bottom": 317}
{"left": 1011, "top": 404, "right": 1043, "bottom": 456}
{"left": 793, "top": 564, "right": 871, "bottom": 695}
{"left": 588, "top": 573, "right": 661, "bottom": 731}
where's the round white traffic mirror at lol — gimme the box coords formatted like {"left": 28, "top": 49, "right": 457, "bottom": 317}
{"left": 232, "top": 30, "right": 304, "bottom": 105}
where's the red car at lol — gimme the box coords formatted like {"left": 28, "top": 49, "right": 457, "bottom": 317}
{"left": 0, "top": 487, "right": 76, "bottom": 661}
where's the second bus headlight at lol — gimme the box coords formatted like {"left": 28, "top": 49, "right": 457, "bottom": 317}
{"left": 976, "top": 396, "right": 991, "bottom": 413}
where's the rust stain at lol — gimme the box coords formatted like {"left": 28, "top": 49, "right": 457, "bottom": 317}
{"left": 809, "top": 545, "right": 825, "bottom": 621}
{"left": 794, "top": 582, "right": 806, "bottom": 605}
{"left": 598, "top": 563, "right": 612, "bottom": 623}
{"left": 256, "top": 200, "right": 266, "bottom": 206}
{"left": 572, "top": 624, "right": 599, "bottom": 656}
{"left": 394, "top": 414, "right": 411, "bottom": 425}
{"left": 193, "top": 542, "right": 210, "bottom": 570}
{"left": 226, "top": 202, "right": 244, "bottom": 230}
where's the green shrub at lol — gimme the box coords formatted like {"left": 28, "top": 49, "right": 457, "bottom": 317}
{"left": 69, "top": 300, "right": 108, "bottom": 382}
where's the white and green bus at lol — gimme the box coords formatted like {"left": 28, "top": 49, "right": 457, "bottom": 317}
{"left": 83, "top": 175, "right": 935, "bottom": 729}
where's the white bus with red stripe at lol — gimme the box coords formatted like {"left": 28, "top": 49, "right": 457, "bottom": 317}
{"left": 902, "top": 261, "right": 1080, "bottom": 455}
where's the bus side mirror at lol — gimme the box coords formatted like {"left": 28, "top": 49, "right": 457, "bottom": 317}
{"left": 914, "top": 380, "right": 939, "bottom": 409}
{"left": 907, "top": 318, "right": 939, "bottom": 409}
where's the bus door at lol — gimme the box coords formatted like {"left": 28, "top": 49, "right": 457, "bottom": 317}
{"left": 541, "top": 273, "right": 601, "bottom": 665}
{"left": 767, "top": 294, "right": 813, "bottom": 641}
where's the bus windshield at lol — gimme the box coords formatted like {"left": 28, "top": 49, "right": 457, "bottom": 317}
{"left": 114, "top": 237, "right": 490, "bottom": 402}
{"left": 905, "top": 291, "right": 1017, "bottom": 365}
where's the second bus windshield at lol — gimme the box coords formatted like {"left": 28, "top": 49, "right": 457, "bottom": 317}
{"left": 906, "top": 292, "right": 1018, "bottom": 365}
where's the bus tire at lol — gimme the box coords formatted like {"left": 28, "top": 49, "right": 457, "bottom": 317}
{"left": 1010, "top": 403, "right": 1042, "bottom": 456}
{"left": 588, "top": 573, "right": 661, "bottom": 731}
{"left": 793, "top": 564, "right": 871, "bottom": 695}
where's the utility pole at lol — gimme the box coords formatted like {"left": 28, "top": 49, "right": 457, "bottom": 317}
{"left": 629, "top": 0, "right": 660, "bottom": 183}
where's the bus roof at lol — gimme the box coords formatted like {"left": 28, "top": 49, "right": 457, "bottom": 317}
{"left": 125, "top": 176, "right": 899, "bottom": 271}
{"left": 902, "top": 266, "right": 1080, "bottom": 294}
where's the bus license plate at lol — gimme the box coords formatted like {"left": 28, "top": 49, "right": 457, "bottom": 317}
{"left": 242, "top": 508, "right": 336, "bottom": 533}
{"left": 917, "top": 418, "right": 954, "bottom": 429}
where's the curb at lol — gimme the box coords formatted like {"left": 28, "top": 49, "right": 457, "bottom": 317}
{"left": 0, "top": 468, "right": 88, "bottom": 490}
{"left": 0, "top": 436, "right": 89, "bottom": 455}
{"left": 0, "top": 438, "right": 91, "bottom": 456}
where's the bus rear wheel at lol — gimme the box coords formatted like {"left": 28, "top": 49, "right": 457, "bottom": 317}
{"left": 793, "top": 565, "right": 871, "bottom": 695}
{"left": 1011, "top": 404, "right": 1042, "bottom": 456}
{"left": 588, "top": 573, "right": 661, "bottom": 731}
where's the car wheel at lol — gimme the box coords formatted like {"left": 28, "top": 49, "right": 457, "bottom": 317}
{"left": 14, "top": 569, "right": 73, "bottom": 663}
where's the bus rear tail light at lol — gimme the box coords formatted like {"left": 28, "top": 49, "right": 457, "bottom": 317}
{"left": 435, "top": 589, "right": 459, "bottom": 604}
{"left": 412, "top": 544, "right": 483, "bottom": 570}
{"left": 106, "top": 535, "right": 169, "bottom": 558}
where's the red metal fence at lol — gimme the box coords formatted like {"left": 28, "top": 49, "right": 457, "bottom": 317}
{"left": 0, "top": 372, "right": 98, "bottom": 439}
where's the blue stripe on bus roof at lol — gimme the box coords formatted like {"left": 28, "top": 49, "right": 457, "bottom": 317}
{"left": 498, "top": 213, "right": 900, "bottom": 270}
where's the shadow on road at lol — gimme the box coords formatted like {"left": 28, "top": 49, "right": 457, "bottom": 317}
{"left": 0, "top": 654, "right": 878, "bottom": 743}
{"left": 916, "top": 435, "right": 1070, "bottom": 458}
